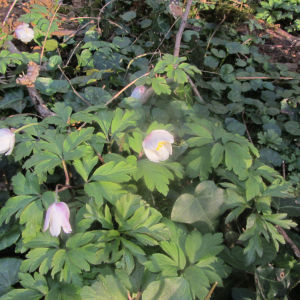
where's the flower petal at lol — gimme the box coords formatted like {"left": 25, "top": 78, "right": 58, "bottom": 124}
{"left": 152, "top": 130, "right": 174, "bottom": 143}
{"left": 43, "top": 203, "right": 53, "bottom": 232}
{"left": 157, "top": 144, "right": 170, "bottom": 161}
{"left": 56, "top": 202, "right": 72, "bottom": 234}
{"left": 5, "top": 134, "right": 15, "bottom": 155}
{"left": 144, "top": 149, "right": 161, "bottom": 163}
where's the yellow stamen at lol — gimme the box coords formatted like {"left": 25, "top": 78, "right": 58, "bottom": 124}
{"left": 156, "top": 142, "right": 164, "bottom": 151}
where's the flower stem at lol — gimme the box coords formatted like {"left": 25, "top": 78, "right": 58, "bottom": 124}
{"left": 61, "top": 160, "right": 70, "bottom": 186}
{"left": 13, "top": 123, "right": 41, "bottom": 134}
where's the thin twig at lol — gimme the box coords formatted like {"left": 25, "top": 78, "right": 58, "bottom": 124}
{"left": 204, "top": 282, "right": 218, "bottom": 300}
{"left": 40, "top": 2, "right": 62, "bottom": 64}
{"left": 105, "top": 72, "right": 150, "bottom": 106}
{"left": 127, "top": 291, "right": 133, "bottom": 300}
{"left": 236, "top": 76, "right": 293, "bottom": 80}
{"left": 242, "top": 111, "right": 253, "bottom": 145}
{"left": 282, "top": 161, "right": 286, "bottom": 180}
{"left": 63, "top": 21, "right": 93, "bottom": 43}
{"left": 59, "top": 41, "right": 82, "bottom": 79}
{"left": 135, "top": 291, "right": 142, "bottom": 300}
{"left": 174, "top": 0, "right": 194, "bottom": 57}
{"left": 206, "top": 14, "right": 226, "bottom": 50}
{"left": 276, "top": 225, "right": 300, "bottom": 259}
{"left": 149, "top": 17, "right": 180, "bottom": 64}
{"left": 58, "top": 65, "right": 92, "bottom": 106}
{"left": 187, "top": 74, "right": 205, "bottom": 104}
{"left": 2, "top": 0, "right": 18, "bottom": 25}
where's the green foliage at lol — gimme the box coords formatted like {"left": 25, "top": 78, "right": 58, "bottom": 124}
{"left": 255, "top": 0, "right": 300, "bottom": 32}
{"left": 1, "top": 1, "right": 300, "bottom": 299}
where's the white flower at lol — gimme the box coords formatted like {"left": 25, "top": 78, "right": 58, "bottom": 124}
{"left": 43, "top": 202, "right": 72, "bottom": 237}
{"left": 131, "top": 86, "right": 146, "bottom": 100}
{"left": 142, "top": 130, "right": 174, "bottom": 162}
{"left": 0, "top": 128, "right": 15, "bottom": 156}
{"left": 15, "top": 23, "right": 34, "bottom": 43}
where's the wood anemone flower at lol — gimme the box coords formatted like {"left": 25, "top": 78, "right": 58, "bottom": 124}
{"left": 0, "top": 128, "right": 15, "bottom": 156}
{"left": 142, "top": 130, "right": 174, "bottom": 163}
{"left": 15, "top": 23, "right": 34, "bottom": 43}
{"left": 43, "top": 202, "right": 72, "bottom": 237}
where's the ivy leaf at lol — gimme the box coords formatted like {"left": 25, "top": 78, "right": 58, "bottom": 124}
{"left": 0, "top": 258, "right": 23, "bottom": 296}
{"left": 120, "top": 11, "right": 136, "bottom": 22}
{"left": 171, "top": 181, "right": 225, "bottom": 234}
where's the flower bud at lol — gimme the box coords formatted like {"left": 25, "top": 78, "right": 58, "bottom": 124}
{"left": 0, "top": 128, "right": 15, "bottom": 156}
{"left": 15, "top": 23, "right": 34, "bottom": 43}
{"left": 43, "top": 202, "right": 72, "bottom": 237}
{"left": 131, "top": 86, "right": 146, "bottom": 100}
{"left": 142, "top": 130, "right": 174, "bottom": 162}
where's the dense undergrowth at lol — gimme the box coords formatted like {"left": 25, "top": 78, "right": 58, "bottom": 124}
{"left": 0, "top": 0, "right": 300, "bottom": 299}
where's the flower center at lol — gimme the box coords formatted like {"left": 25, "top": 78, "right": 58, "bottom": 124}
{"left": 156, "top": 142, "right": 164, "bottom": 151}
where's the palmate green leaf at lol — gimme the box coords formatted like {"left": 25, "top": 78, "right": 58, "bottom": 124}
{"left": 44, "top": 103, "right": 72, "bottom": 127}
{"left": 146, "top": 241, "right": 186, "bottom": 276}
{"left": 133, "top": 159, "right": 175, "bottom": 195}
{"left": 171, "top": 181, "right": 225, "bottom": 234}
{"left": 84, "top": 200, "right": 114, "bottom": 229}
{"left": 0, "top": 289, "right": 43, "bottom": 300}
{"left": 80, "top": 273, "right": 127, "bottom": 300}
{"left": 19, "top": 272, "right": 48, "bottom": 296}
{"left": 90, "top": 161, "right": 135, "bottom": 182}
{"left": 151, "top": 77, "right": 171, "bottom": 95}
{"left": 221, "top": 189, "right": 250, "bottom": 223}
{"left": 111, "top": 109, "right": 137, "bottom": 139}
{"left": 45, "top": 283, "right": 81, "bottom": 300}
{"left": 182, "top": 145, "right": 213, "bottom": 180}
{"left": 143, "top": 277, "right": 192, "bottom": 300}
{"left": 84, "top": 159, "right": 136, "bottom": 205}
{"left": 73, "top": 153, "right": 98, "bottom": 182}
{"left": 85, "top": 181, "right": 125, "bottom": 206}
{"left": 224, "top": 142, "right": 252, "bottom": 181}
{"left": 50, "top": 232, "right": 98, "bottom": 282}
{"left": 144, "top": 224, "right": 228, "bottom": 300}
{"left": 19, "top": 200, "right": 43, "bottom": 243}
{"left": 0, "top": 258, "right": 23, "bottom": 297}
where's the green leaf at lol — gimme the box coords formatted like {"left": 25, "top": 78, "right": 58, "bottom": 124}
{"left": 0, "top": 219, "right": 20, "bottom": 251}
{"left": 134, "top": 160, "right": 175, "bottom": 195}
{"left": 151, "top": 77, "right": 171, "bottom": 95}
{"left": 0, "top": 258, "right": 23, "bottom": 296}
{"left": 0, "top": 289, "right": 43, "bottom": 300}
{"left": 142, "top": 278, "right": 192, "bottom": 300}
{"left": 182, "top": 145, "right": 213, "bottom": 180}
{"left": 111, "top": 109, "right": 137, "bottom": 138}
{"left": 85, "top": 181, "right": 125, "bottom": 206}
{"left": 44, "top": 39, "right": 58, "bottom": 51}
{"left": 19, "top": 272, "right": 48, "bottom": 295}
{"left": 80, "top": 273, "right": 127, "bottom": 300}
{"left": 0, "top": 88, "right": 26, "bottom": 113}
{"left": 204, "top": 56, "right": 219, "bottom": 68}
{"left": 140, "top": 19, "right": 152, "bottom": 28}
{"left": 171, "top": 181, "right": 225, "bottom": 234}
{"left": 120, "top": 11, "right": 136, "bottom": 22}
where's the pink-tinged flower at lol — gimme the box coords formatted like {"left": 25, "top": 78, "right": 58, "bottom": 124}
{"left": 43, "top": 202, "right": 72, "bottom": 237}
{"left": 142, "top": 130, "right": 174, "bottom": 163}
{"left": 0, "top": 128, "right": 15, "bottom": 156}
{"left": 15, "top": 23, "right": 34, "bottom": 42}
{"left": 131, "top": 86, "right": 146, "bottom": 100}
